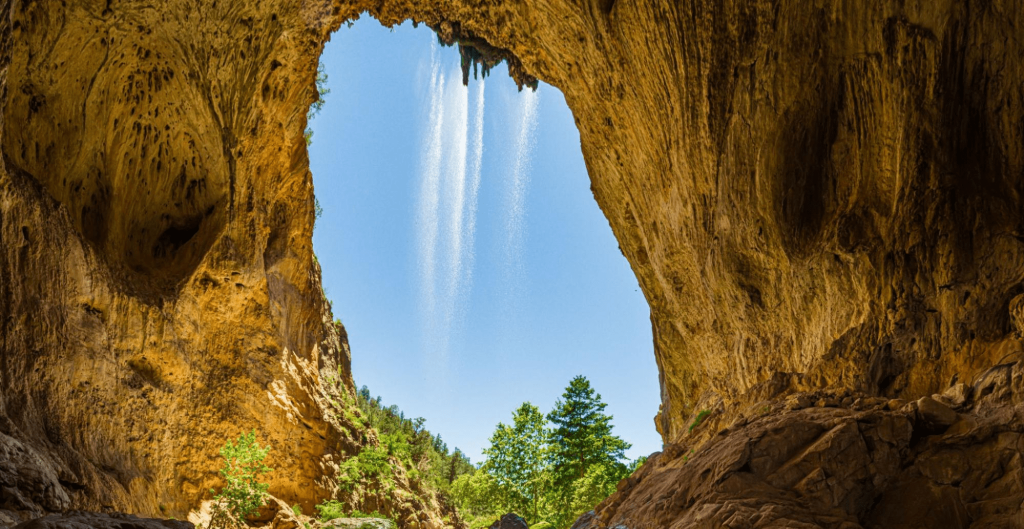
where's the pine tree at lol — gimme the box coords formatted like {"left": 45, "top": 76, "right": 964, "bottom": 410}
{"left": 545, "top": 376, "right": 631, "bottom": 528}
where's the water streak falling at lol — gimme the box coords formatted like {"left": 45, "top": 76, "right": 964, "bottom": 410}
{"left": 417, "top": 42, "right": 445, "bottom": 346}
{"left": 439, "top": 69, "right": 470, "bottom": 345}
{"left": 500, "top": 88, "right": 540, "bottom": 312}
{"left": 463, "top": 80, "right": 486, "bottom": 298}
{"left": 417, "top": 46, "right": 484, "bottom": 363}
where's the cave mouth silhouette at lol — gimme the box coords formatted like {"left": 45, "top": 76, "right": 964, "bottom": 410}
{"left": 307, "top": 18, "right": 663, "bottom": 465}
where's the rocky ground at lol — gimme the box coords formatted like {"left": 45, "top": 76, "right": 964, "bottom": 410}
{"left": 575, "top": 360, "right": 1024, "bottom": 529}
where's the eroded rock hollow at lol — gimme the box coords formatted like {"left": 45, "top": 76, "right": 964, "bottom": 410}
{"left": 1, "top": 0, "right": 1022, "bottom": 527}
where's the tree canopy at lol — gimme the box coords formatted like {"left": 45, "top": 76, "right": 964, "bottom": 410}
{"left": 450, "top": 376, "right": 641, "bottom": 529}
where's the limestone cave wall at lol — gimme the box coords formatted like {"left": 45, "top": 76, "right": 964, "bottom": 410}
{"left": 0, "top": 0, "right": 354, "bottom": 520}
{"left": 1, "top": 0, "right": 1023, "bottom": 526}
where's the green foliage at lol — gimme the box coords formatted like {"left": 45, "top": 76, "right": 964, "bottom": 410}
{"left": 305, "top": 63, "right": 330, "bottom": 145}
{"left": 321, "top": 378, "right": 634, "bottom": 529}
{"left": 337, "top": 444, "right": 393, "bottom": 492}
{"left": 627, "top": 455, "right": 648, "bottom": 474}
{"left": 545, "top": 376, "right": 631, "bottom": 529}
{"left": 291, "top": 504, "right": 302, "bottom": 517}
{"left": 315, "top": 500, "right": 347, "bottom": 522}
{"left": 566, "top": 464, "right": 619, "bottom": 520}
{"left": 209, "top": 431, "right": 273, "bottom": 529}
{"left": 350, "top": 511, "right": 398, "bottom": 526}
{"left": 351, "top": 385, "right": 475, "bottom": 495}
{"left": 482, "top": 403, "right": 548, "bottom": 523}
{"left": 689, "top": 410, "right": 711, "bottom": 433}
{"left": 449, "top": 472, "right": 501, "bottom": 529}
{"left": 321, "top": 385, "right": 475, "bottom": 523}
{"left": 448, "top": 376, "right": 634, "bottom": 529}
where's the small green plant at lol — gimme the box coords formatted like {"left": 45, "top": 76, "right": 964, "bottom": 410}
{"left": 315, "top": 500, "right": 346, "bottom": 522}
{"left": 689, "top": 410, "right": 711, "bottom": 433}
{"left": 291, "top": 504, "right": 302, "bottom": 517}
{"left": 337, "top": 444, "right": 393, "bottom": 492}
{"left": 305, "top": 63, "right": 330, "bottom": 145}
{"left": 209, "top": 430, "right": 273, "bottom": 529}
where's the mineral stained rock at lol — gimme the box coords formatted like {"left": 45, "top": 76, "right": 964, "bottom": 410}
{"left": 2, "top": 0, "right": 1023, "bottom": 527}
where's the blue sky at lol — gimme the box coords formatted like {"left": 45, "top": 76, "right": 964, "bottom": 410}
{"left": 309, "top": 19, "right": 661, "bottom": 463}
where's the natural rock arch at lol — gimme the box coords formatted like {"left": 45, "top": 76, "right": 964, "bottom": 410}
{"left": 1, "top": 0, "right": 1023, "bottom": 526}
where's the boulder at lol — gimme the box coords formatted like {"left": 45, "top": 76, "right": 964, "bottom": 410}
{"left": 916, "top": 397, "right": 959, "bottom": 430}
{"left": 488, "top": 514, "right": 528, "bottom": 529}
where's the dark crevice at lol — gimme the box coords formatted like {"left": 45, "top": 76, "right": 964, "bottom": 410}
{"left": 152, "top": 217, "right": 202, "bottom": 259}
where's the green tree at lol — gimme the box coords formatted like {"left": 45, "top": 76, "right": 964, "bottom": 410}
{"left": 447, "top": 449, "right": 473, "bottom": 485}
{"left": 449, "top": 471, "right": 501, "bottom": 529}
{"left": 566, "top": 464, "right": 618, "bottom": 521}
{"left": 482, "top": 403, "right": 548, "bottom": 523}
{"left": 209, "top": 430, "right": 273, "bottom": 529}
{"left": 546, "top": 376, "right": 631, "bottom": 528}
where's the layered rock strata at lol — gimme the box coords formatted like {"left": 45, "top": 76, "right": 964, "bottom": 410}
{"left": 576, "top": 361, "right": 1024, "bottom": 528}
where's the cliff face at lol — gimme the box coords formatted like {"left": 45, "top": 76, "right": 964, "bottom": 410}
{"left": 2, "top": 0, "right": 1023, "bottom": 527}
{"left": 0, "top": 0, "right": 354, "bottom": 521}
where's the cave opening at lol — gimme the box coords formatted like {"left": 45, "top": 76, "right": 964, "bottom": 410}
{"left": 307, "top": 15, "right": 661, "bottom": 513}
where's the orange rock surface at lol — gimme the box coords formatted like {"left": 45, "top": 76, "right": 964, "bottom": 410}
{"left": 1, "top": 0, "right": 1023, "bottom": 527}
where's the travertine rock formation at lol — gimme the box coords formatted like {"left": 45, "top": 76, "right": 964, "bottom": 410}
{"left": 0, "top": 0, "right": 443, "bottom": 525}
{"left": 2, "top": 0, "right": 1023, "bottom": 527}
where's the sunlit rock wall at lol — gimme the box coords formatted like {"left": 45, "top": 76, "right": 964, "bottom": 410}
{"left": 0, "top": 0, "right": 351, "bottom": 519}
{"left": 1, "top": 0, "right": 1023, "bottom": 525}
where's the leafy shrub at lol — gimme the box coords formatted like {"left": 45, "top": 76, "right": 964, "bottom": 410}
{"left": 337, "top": 445, "right": 393, "bottom": 492}
{"left": 209, "top": 430, "right": 273, "bottom": 529}
{"left": 449, "top": 472, "right": 500, "bottom": 528}
{"left": 567, "top": 464, "right": 618, "bottom": 518}
{"left": 315, "top": 500, "right": 347, "bottom": 522}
